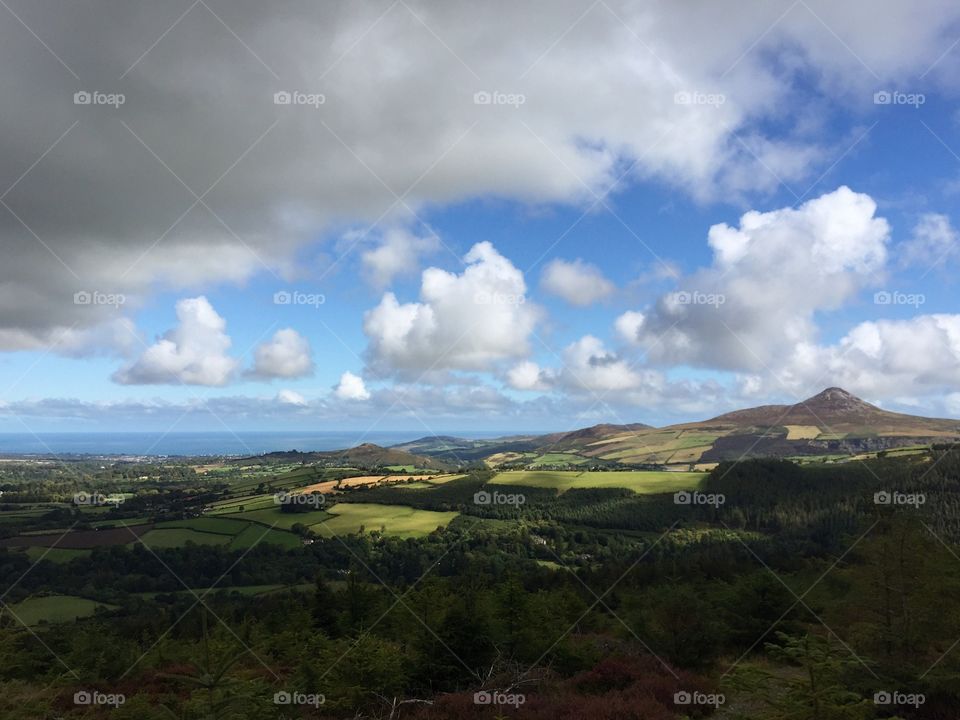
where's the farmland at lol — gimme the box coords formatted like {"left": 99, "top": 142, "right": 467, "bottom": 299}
{"left": 489, "top": 469, "right": 704, "bottom": 494}
{"left": 9, "top": 595, "right": 116, "bottom": 626}
{"left": 0, "top": 442, "right": 958, "bottom": 718}
{"left": 316, "top": 502, "right": 460, "bottom": 538}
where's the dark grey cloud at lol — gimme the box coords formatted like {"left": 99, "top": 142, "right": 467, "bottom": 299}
{"left": 2, "top": 0, "right": 959, "bottom": 364}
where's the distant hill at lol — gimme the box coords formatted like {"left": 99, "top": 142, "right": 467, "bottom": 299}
{"left": 390, "top": 434, "right": 544, "bottom": 464}
{"left": 234, "top": 390, "right": 960, "bottom": 470}
{"left": 537, "top": 423, "right": 654, "bottom": 451}
{"left": 390, "top": 388, "right": 960, "bottom": 468}
{"left": 707, "top": 387, "right": 958, "bottom": 434}
{"left": 232, "top": 443, "right": 450, "bottom": 470}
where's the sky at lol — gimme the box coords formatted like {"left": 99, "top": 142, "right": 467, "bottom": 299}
{"left": 1, "top": 0, "right": 960, "bottom": 434}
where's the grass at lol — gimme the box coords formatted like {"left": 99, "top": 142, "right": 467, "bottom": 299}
{"left": 224, "top": 506, "right": 331, "bottom": 529}
{"left": 137, "top": 584, "right": 288, "bottom": 600}
{"left": 534, "top": 560, "right": 564, "bottom": 571}
{"left": 314, "top": 503, "right": 459, "bottom": 538}
{"left": 489, "top": 470, "right": 704, "bottom": 494}
{"left": 137, "top": 528, "right": 234, "bottom": 548}
{"left": 785, "top": 425, "right": 822, "bottom": 440}
{"left": 22, "top": 546, "right": 91, "bottom": 564}
{"left": 89, "top": 516, "right": 152, "bottom": 528}
{"left": 154, "top": 517, "right": 251, "bottom": 535}
{"left": 528, "top": 453, "right": 590, "bottom": 466}
{"left": 146, "top": 513, "right": 303, "bottom": 549}
{"left": 228, "top": 524, "right": 302, "bottom": 550}
{"left": 207, "top": 494, "right": 276, "bottom": 514}
{"left": 9, "top": 595, "right": 116, "bottom": 626}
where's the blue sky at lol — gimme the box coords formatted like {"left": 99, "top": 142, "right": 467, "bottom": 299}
{"left": 1, "top": 1, "right": 959, "bottom": 433}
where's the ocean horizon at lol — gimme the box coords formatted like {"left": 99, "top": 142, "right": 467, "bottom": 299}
{"left": 0, "top": 430, "right": 516, "bottom": 457}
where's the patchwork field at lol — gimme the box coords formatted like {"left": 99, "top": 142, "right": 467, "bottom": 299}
{"left": 294, "top": 473, "right": 463, "bottom": 495}
{"left": 314, "top": 503, "right": 459, "bottom": 538}
{"left": 0, "top": 524, "right": 153, "bottom": 549}
{"left": 785, "top": 424, "right": 821, "bottom": 440}
{"left": 0, "top": 511, "right": 307, "bottom": 555}
{"left": 489, "top": 470, "right": 704, "bottom": 494}
{"left": 228, "top": 523, "right": 302, "bottom": 549}
{"left": 22, "top": 546, "right": 91, "bottom": 563}
{"left": 138, "top": 528, "right": 233, "bottom": 548}
{"left": 9, "top": 595, "right": 116, "bottom": 626}
{"left": 223, "top": 505, "right": 331, "bottom": 529}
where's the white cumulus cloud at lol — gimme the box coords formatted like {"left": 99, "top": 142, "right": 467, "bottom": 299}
{"left": 251, "top": 328, "right": 314, "bottom": 379}
{"left": 625, "top": 186, "right": 890, "bottom": 371}
{"left": 363, "top": 241, "right": 540, "bottom": 377}
{"left": 899, "top": 213, "right": 959, "bottom": 270}
{"left": 335, "top": 371, "right": 371, "bottom": 400}
{"left": 759, "top": 314, "right": 960, "bottom": 400}
{"left": 541, "top": 258, "right": 615, "bottom": 306}
{"left": 360, "top": 227, "right": 441, "bottom": 288}
{"left": 507, "top": 360, "right": 551, "bottom": 391}
{"left": 614, "top": 311, "right": 646, "bottom": 345}
{"left": 277, "top": 389, "right": 308, "bottom": 406}
{"left": 113, "top": 297, "right": 238, "bottom": 386}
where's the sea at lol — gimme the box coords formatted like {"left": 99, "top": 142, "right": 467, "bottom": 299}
{"left": 0, "top": 431, "right": 511, "bottom": 458}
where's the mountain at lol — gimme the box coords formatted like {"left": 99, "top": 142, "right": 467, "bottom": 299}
{"left": 390, "top": 388, "right": 960, "bottom": 468}
{"left": 537, "top": 423, "right": 654, "bottom": 450}
{"left": 231, "top": 443, "right": 450, "bottom": 470}
{"left": 707, "top": 387, "right": 957, "bottom": 434}
{"left": 390, "top": 434, "right": 544, "bottom": 464}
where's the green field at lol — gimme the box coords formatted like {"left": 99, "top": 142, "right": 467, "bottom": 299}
{"left": 8, "top": 595, "right": 116, "bottom": 626}
{"left": 22, "top": 546, "right": 91, "bottom": 563}
{"left": 228, "top": 523, "right": 302, "bottom": 550}
{"left": 155, "top": 517, "right": 252, "bottom": 534}
{"left": 137, "top": 583, "right": 309, "bottom": 600}
{"left": 223, "top": 506, "right": 331, "bottom": 529}
{"left": 207, "top": 493, "right": 277, "bottom": 514}
{"left": 138, "top": 528, "right": 234, "bottom": 548}
{"left": 489, "top": 470, "right": 704, "bottom": 494}
{"left": 89, "top": 516, "right": 152, "bottom": 528}
{"left": 314, "top": 503, "right": 459, "bottom": 538}
{"left": 143, "top": 516, "right": 302, "bottom": 549}
{"left": 528, "top": 453, "right": 591, "bottom": 466}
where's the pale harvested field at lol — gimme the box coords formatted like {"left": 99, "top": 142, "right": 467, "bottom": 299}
{"left": 785, "top": 425, "right": 821, "bottom": 440}
{"left": 295, "top": 474, "right": 462, "bottom": 495}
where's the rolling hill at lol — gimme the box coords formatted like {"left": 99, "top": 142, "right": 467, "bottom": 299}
{"left": 392, "top": 388, "right": 960, "bottom": 468}
{"left": 232, "top": 443, "right": 451, "bottom": 470}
